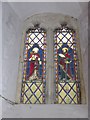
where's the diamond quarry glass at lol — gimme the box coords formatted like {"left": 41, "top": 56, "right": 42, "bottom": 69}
{"left": 21, "top": 27, "right": 47, "bottom": 104}
{"left": 54, "top": 26, "right": 81, "bottom": 104}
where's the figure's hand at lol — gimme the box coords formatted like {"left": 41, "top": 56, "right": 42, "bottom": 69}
{"left": 39, "top": 61, "right": 42, "bottom": 65}
{"left": 65, "top": 60, "right": 71, "bottom": 64}
{"left": 29, "top": 58, "right": 31, "bottom": 61}
{"left": 38, "top": 58, "right": 40, "bottom": 61}
{"left": 29, "top": 55, "right": 36, "bottom": 61}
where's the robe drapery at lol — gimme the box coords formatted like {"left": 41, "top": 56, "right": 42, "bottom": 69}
{"left": 29, "top": 52, "right": 40, "bottom": 76}
{"left": 58, "top": 52, "right": 72, "bottom": 80}
{"left": 58, "top": 44, "right": 75, "bottom": 80}
{"left": 26, "top": 44, "right": 43, "bottom": 80}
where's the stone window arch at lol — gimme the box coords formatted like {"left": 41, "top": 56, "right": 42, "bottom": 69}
{"left": 16, "top": 13, "right": 86, "bottom": 104}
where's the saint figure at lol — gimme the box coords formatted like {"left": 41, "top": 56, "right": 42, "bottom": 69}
{"left": 58, "top": 44, "right": 75, "bottom": 81}
{"left": 28, "top": 47, "right": 42, "bottom": 81}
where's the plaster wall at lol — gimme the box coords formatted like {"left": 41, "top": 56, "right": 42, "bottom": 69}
{"left": 78, "top": 6, "right": 88, "bottom": 104}
{"left": 2, "top": 2, "right": 22, "bottom": 117}
{"left": 9, "top": 2, "right": 82, "bottom": 20}
{"left": 0, "top": 1, "right": 2, "bottom": 119}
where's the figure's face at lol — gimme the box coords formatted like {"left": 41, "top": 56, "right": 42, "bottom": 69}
{"left": 33, "top": 48, "right": 39, "bottom": 53}
{"left": 62, "top": 48, "right": 68, "bottom": 53}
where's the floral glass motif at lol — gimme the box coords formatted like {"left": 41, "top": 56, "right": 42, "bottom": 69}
{"left": 54, "top": 26, "right": 81, "bottom": 104}
{"left": 21, "top": 27, "right": 46, "bottom": 104}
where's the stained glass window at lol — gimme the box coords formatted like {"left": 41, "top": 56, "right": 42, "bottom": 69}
{"left": 54, "top": 25, "right": 81, "bottom": 104}
{"left": 21, "top": 26, "right": 47, "bottom": 104}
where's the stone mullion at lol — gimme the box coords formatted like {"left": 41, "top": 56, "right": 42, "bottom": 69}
{"left": 46, "top": 28, "right": 54, "bottom": 104}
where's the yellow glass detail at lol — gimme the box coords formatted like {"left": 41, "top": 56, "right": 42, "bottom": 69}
{"left": 58, "top": 82, "right": 77, "bottom": 104}
{"left": 23, "top": 82, "right": 43, "bottom": 104}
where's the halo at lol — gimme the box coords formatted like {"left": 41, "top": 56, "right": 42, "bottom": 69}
{"left": 62, "top": 47, "right": 68, "bottom": 52}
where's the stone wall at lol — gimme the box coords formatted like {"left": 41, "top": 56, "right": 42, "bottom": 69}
{"left": 78, "top": 4, "right": 88, "bottom": 104}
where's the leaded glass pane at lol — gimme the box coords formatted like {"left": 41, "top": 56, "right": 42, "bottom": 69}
{"left": 21, "top": 27, "right": 46, "bottom": 104}
{"left": 54, "top": 26, "right": 81, "bottom": 104}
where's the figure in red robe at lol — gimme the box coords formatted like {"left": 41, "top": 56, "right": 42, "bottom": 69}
{"left": 58, "top": 47, "right": 72, "bottom": 80}
{"left": 28, "top": 47, "right": 41, "bottom": 81}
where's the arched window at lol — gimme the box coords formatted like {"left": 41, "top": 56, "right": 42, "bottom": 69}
{"left": 17, "top": 13, "right": 86, "bottom": 104}
{"left": 54, "top": 25, "right": 81, "bottom": 104}
{"left": 20, "top": 25, "right": 47, "bottom": 104}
